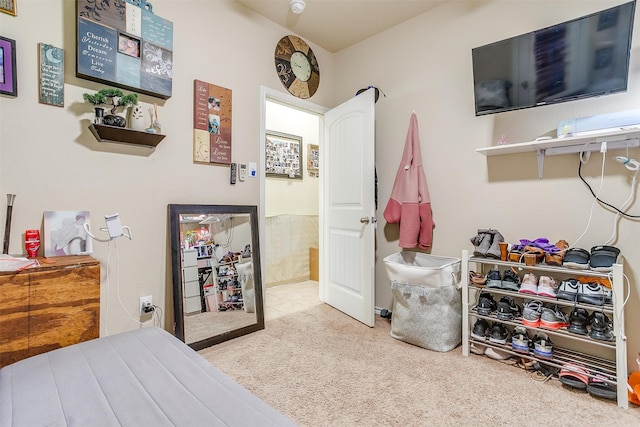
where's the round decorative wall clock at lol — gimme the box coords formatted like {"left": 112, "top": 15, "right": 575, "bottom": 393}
{"left": 274, "top": 35, "right": 320, "bottom": 99}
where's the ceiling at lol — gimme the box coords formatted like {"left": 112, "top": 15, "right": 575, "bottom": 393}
{"left": 235, "top": 0, "right": 447, "bottom": 53}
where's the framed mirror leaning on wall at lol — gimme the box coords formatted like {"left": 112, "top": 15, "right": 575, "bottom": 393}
{"left": 169, "top": 204, "right": 264, "bottom": 350}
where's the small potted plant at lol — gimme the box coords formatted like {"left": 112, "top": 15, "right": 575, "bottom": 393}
{"left": 83, "top": 88, "right": 138, "bottom": 127}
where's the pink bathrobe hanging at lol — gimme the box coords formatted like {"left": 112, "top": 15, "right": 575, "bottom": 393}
{"left": 383, "top": 113, "right": 434, "bottom": 249}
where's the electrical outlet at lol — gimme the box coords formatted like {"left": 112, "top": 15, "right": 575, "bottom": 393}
{"left": 139, "top": 295, "right": 153, "bottom": 316}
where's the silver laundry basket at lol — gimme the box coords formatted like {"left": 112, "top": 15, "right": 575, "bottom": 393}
{"left": 383, "top": 252, "right": 462, "bottom": 352}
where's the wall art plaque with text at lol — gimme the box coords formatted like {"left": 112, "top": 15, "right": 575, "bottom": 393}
{"left": 76, "top": 0, "right": 173, "bottom": 99}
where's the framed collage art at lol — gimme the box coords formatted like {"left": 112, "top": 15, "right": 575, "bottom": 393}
{"left": 193, "top": 79, "right": 232, "bottom": 165}
{"left": 0, "top": 0, "right": 16, "bottom": 16}
{"left": 265, "top": 131, "right": 302, "bottom": 179}
{"left": 76, "top": 0, "right": 173, "bottom": 99}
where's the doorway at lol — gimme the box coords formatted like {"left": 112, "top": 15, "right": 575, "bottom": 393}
{"left": 259, "top": 87, "right": 327, "bottom": 318}
{"left": 259, "top": 86, "right": 376, "bottom": 326}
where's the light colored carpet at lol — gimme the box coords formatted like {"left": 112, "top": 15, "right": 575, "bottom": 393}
{"left": 199, "top": 303, "right": 640, "bottom": 426}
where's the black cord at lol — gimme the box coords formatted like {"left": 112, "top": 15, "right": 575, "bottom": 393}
{"left": 578, "top": 157, "right": 640, "bottom": 218}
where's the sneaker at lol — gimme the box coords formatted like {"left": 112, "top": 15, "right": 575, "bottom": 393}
{"left": 556, "top": 278, "right": 581, "bottom": 302}
{"left": 537, "top": 276, "right": 559, "bottom": 298}
{"left": 469, "top": 342, "right": 487, "bottom": 355}
{"left": 577, "top": 282, "right": 606, "bottom": 305}
{"left": 567, "top": 307, "right": 589, "bottom": 335}
{"left": 485, "top": 270, "right": 502, "bottom": 289}
{"left": 511, "top": 326, "right": 530, "bottom": 353}
{"left": 485, "top": 347, "right": 512, "bottom": 360}
{"left": 563, "top": 248, "right": 590, "bottom": 269}
{"left": 540, "top": 305, "right": 569, "bottom": 330}
{"left": 602, "top": 286, "right": 613, "bottom": 305}
{"left": 476, "top": 292, "right": 497, "bottom": 315}
{"left": 518, "top": 273, "right": 538, "bottom": 295}
{"left": 501, "top": 269, "right": 520, "bottom": 291}
{"left": 532, "top": 332, "right": 553, "bottom": 359}
{"left": 471, "top": 318, "right": 490, "bottom": 340}
{"left": 489, "top": 322, "right": 511, "bottom": 344}
{"left": 589, "top": 312, "right": 614, "bottom": 342}
{"left": 496, "top": 296, "right": 520, "bottom": 321}
{"left": 522, "top": 300, "right": 543, "bottom": 327}
{"left": 589, "top": 245, "right": 620, "bottom": 272}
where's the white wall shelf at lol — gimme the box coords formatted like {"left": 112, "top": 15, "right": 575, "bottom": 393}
{"left": 476, "top": 128, "right": 640, "bottom": 179}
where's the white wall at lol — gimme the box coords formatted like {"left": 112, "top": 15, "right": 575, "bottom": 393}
{"left": 333, "top": 0, "right": 640, "bottom": 372}
{"left": 0, "top": 0, "right": 335, "bottom": 335}
{"left": 265, "top": 100, "right": 320, "bottom": 216}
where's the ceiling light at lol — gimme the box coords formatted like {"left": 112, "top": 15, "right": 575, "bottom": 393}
{"left": 290, "top": 0, "right": 306, "bottom": 14}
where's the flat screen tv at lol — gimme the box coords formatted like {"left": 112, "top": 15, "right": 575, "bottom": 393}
{"left": 472, "top": 1, "right": 636, "bottom": 116}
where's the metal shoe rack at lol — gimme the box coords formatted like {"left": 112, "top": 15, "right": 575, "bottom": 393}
{"left": 461, "top": 250, "right": 628, "bottom": 409}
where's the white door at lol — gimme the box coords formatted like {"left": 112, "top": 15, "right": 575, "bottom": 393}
{"left": 321, "top": 89, "right": 376, "bottom": 326}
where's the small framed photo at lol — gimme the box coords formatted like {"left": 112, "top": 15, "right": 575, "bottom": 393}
{"left": 265, "top": 130, "right": 303, "bottom": 179}
{"left": 0, "top": 0, "right": 16, "bottom": 16}
{"left": 43, "top": 211, "right": 93, "bottom": 257}
{"left": 0, "top": 36, "right": 17, "bottom": 97}
{"left": 307, "top": 143, "right": 319, "bottom": 178}
{"left": 118, "top": 32, "right": 141, "bottom": 58}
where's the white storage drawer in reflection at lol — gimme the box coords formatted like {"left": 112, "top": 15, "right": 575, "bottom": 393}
{"left": 185, "top": 279, "right": 200, "bottom": 298}
{"left": 183, "top": 267, "right": 198, "bottom": 283}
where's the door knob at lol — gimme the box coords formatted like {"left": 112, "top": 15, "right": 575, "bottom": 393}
{"left": 360, "top": 217, "right": 370, "bottom": 224}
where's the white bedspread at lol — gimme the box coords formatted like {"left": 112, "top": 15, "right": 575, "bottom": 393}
{"left": 0, "top": 327, "right": 296, "bottom": 426}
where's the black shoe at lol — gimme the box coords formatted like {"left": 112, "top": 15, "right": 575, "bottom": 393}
{"left": 485, "top": 270, "right": 502, "bottom": 289}
{"left": 476, "top": 292, "right": 497, "bottom": 315}
{"left": 471, "top": 318, "right": 490, "bottom": 340}
{"left": 567, "top": 307, "right": 589, "bottom": 335}
{"left": 489, "top": 322, "right": 510, "bottom": 344}
{"left": 501, "top": 269, "right": 521, "bottom": 291}
{"left": 496, "top": 296, "right": 520, "bottom": 321}
{"left": 587, "top": 373, "right": 617, "bottom": 400}
{"left": 589, "top": 312, "right": 614, "bottom": 341}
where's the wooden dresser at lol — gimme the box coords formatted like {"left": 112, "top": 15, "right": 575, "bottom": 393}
{"left": 0, "top": 255, "right": 100, "bottom": 368}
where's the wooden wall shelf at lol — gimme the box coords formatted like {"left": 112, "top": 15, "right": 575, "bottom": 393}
{"left": 89, "top": 124, "right": 165, "bottom": 148}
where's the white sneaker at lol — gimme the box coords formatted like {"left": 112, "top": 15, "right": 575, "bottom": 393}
{"left": 537, "top": 276, "right": 558, "bottom": 298}
{"left": 518, "top": 273, "right": 538, "bottom": 295}
{"left": 470, "top": 342, "right": 487, "bottom": 355}
{"left": 577, "top": 282, "right": 606, "bottom": 305}
{"left": 557, "top": 278, "right": 581, "bottom": 302}
{"left": 485, "top": 347, "right": 511, "bottom": 360}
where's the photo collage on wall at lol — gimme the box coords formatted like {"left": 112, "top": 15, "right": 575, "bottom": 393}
{"left": 265, "top": 131, "right": 302, "bottom": 179}
{"left": 76, "top": 0, "right": 173, "bottom": 99}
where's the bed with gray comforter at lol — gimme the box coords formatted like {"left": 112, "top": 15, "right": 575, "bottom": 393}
{"left": 0, "top": 327, "right": 295, "bottom": 426}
